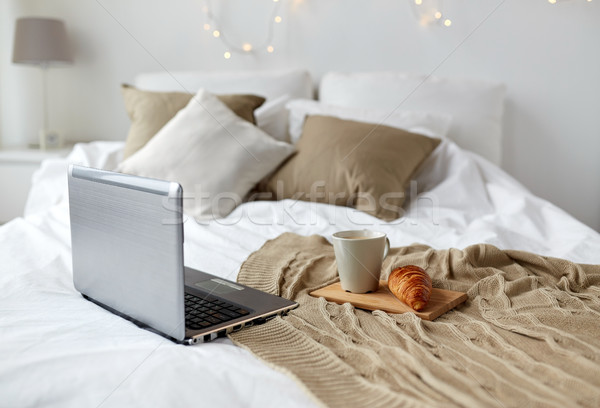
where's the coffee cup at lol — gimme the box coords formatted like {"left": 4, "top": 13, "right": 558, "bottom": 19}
{"left": 332, "top": 230, "right": 390, "bottom": 293}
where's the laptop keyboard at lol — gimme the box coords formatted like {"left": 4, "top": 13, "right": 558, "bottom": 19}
{"left": 184, "top": 293, "right": 250, "bottom": 331}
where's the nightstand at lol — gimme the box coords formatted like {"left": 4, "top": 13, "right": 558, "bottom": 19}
{"left": 0, "top": 147, "right": 72, "bottom": 223}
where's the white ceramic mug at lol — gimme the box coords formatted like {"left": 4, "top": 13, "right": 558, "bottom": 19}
{"left": 332, "top": 230, "right": 390, "bottom": 293}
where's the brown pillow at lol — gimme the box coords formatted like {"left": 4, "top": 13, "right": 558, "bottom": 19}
{"left": 120, "top": 84, "right": 265, "bottom": 159}
{"left": 260, "top": 115, "right": 441, "bottom": 221}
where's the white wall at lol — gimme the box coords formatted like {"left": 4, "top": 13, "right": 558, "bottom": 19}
{"left": 1, "top": 0, "right": 599, "bottom": 231}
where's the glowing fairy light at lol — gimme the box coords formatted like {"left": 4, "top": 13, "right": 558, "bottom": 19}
{"left": 410, "top": 0, "right": 453, "bottom": 28}
{"left": 203, "top": 0, "right": 283, "bottom": 56}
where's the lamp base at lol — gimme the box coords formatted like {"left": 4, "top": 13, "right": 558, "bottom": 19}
{"left": 38, "top": 129, "right": 63, "bottom": 150}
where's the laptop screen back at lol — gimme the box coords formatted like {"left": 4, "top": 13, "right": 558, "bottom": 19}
{"left": 68, "top": 165, "right": 186, "bottom": 340}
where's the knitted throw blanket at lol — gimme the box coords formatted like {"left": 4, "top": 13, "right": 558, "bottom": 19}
{"left": 228, "top": 233, "right": 600, "bottom": 408}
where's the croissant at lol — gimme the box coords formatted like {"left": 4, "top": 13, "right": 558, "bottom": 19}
{"left": 388, "top": 265, "right": 432, "bottom": 311}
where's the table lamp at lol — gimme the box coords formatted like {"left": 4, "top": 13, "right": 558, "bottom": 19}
{"left": 12, "top": 17, "right": 73, "bottom": 150}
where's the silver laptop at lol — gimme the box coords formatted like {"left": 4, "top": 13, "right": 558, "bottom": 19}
{"left": 68, "top": 165, "right": 297, "bottom": 345}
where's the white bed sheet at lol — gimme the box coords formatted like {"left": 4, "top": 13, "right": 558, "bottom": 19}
{"left": 2, "top": 140, "right": 599, "bottom": 407}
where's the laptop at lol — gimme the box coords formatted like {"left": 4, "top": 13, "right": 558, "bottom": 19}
{"left": 68, "top": 164, "right": 297, "bottom": 345}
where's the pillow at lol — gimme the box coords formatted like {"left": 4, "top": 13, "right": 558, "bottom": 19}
{"left": 134, "top": 69, "right": 312, "bottom": 100}
{"left": 319, "top": 71, "right": 505, "bottom": 165}
{"left": 260, "top": 115, "right": 441, "bottom": 221}
{"left": 133, "top": 69, "right": 314, "bottom": 142}
{"left": 121, "top": 85, "right": 265, "bottom": 159}
{"left": 118, "top": 89, "right": 295, "bottom": 220}
{"left": 255, "top": 94, "right": 292, "bottom": 143}
{"left": 287, "top": 99, "right": 452, "bottom": 144}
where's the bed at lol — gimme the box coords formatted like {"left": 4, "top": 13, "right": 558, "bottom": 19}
{"left": 2, "top": 70, "right": 599, "bottom": 407}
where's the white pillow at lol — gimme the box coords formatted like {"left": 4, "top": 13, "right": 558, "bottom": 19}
{"left": 255, "top": 94, "right": 292, "bottom": 143}
{"left": 286, "top": 99, "right": 452, "bottom": 145}
{"left": 319, "top": 72, "right": 506, "bottom": 165}
{"left": 133, "top": 69, "right": 314, "bottom": 142}
{"left": 134, "top": 69, "right": 313, "bottom": 99}
{"left": 118, "top": 89, "right": 295, "bottom": 220}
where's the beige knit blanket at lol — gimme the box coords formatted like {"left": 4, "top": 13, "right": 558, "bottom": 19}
{"left": 228, "top": 233, "right": 600, "bottom": 408}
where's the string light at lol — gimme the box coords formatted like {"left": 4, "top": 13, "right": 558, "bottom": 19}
{"left": 410, "top": 0, "right": 452, "bottom": 28}
{"left": 202, "top": 0, "right": 284, "bottom": 58}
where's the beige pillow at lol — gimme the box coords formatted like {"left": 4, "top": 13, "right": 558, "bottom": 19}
{"left": 260, "top": 115, "right": 440, "bottom": 221}
{"left": 121, "top": 85, "right": 265, "bottom": 159}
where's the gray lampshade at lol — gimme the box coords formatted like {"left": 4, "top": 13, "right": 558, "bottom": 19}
{"left": 12, "top": 17, "right": 72, "bottom": 65}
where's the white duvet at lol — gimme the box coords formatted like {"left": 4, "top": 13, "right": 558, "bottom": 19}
{"left": 2, "top": 140, "right": 599, "bottom": 407}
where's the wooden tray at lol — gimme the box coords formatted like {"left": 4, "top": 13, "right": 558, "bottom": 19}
{"left": 310, "top": 280, "right": 467, "bottom": 321}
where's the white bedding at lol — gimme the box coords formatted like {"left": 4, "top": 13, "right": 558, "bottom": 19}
{"left": 2, "top": 140, "right": 599, "bottom": 407}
